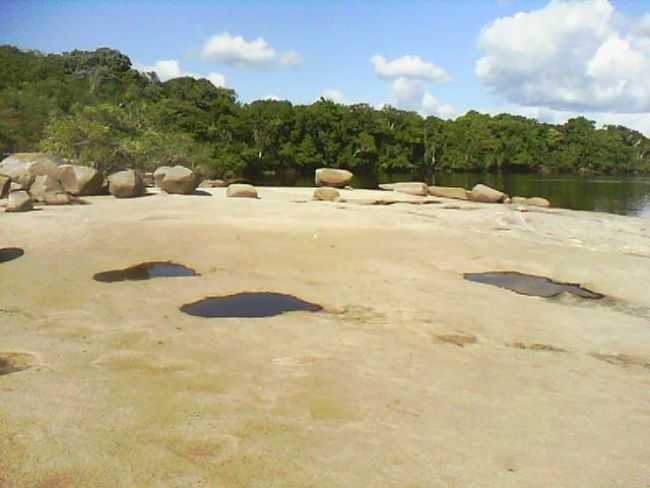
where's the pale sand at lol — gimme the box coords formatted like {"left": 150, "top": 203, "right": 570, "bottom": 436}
{"left": 1, "top": 187, "right": 649, "bottom": 487}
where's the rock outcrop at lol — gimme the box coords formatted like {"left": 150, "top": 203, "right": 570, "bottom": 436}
{"left": 313, "top": 187, "right": 340, "bottom": 201}
{"left": 226, "top": 184, "right": 258, "bottom": 198}
{"left": 428, "top": 186, "right": 469, "bottom": 200}
{"left": 315, "top": 168, "right": 353, "bottom": 188}
{"left": 468, "top": 184, "right": 507, "bottom": 203}
{"left": 108, "top": 170, "right": 145, "bottom": 198}
{"left": 159, "top": 166, "right": 198, "bottom": 195}
{"left": 379, "top": 182, "right": 429, "bottom": 197}
{"left": 5, "top": 191, "right": 33, "bottom": 212}
{"left": 58, "top": 164, "right": 104, "bottom": 196}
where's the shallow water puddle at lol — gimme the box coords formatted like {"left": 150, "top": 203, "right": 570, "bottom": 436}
{"left": 94, "top": 261, "right": 199, "bottom": 282}
{"left": 180, "top": 292, "right": 323, "bottom": 318}
{"left": 464, "top": 271, "right": 604, "bottom": 299}
{"left": 0, "top": 247, "right": 24, "bottom": 263}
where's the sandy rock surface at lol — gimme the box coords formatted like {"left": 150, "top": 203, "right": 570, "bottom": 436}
{"left": 1, "top": 187, "right": 649, "bottom": 487}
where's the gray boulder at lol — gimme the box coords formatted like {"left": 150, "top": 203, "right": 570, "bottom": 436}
{"left": 108, "top": 170, "right": 145, "bottom": 198}
{"left": 159, "top": 165, "right": 198, "bottom": 195}
{"left": 428, "top": 186, "right": 469, "bottom": 200}
{"left": 313, "top": 187, "right": 340, "bottom": 201}
{"left": 6, "top": 191, "right": 33, "bottom": 212}
{"left": 379, "top": 182, "right": 429, "bottom": 197}
{"left": 468, "top": 184, "right": 507, "bottom": 203}
{"left": 226, "top": 184, "right": 258, "bottom": 198}
{"left": 29, "top": 175, "right": 64, "bottom": 202}
{"left": 153, "top": 166, "right": 172, "bottom": 187}
{"left": 315, "top": 168, "right": 353, "bottom": 188}
{"left": 58, "top": 164, "right": 104, "bottom": 196}
{"left": 0, "top": 153, "right": 64, "bottom": 188}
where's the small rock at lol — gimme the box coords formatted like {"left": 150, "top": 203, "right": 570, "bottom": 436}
{"left": 226, "top": 184, "right": 258, "bottom": 198}
{"left": 108, "top": 170, "right": 145, "bottom": 198}
{"left": 6, "top": 191, "right": 33, "bottom": 212}
{"left": 199, "top": 179, "right": 226, "bottom": 188}
{"left": 468, "top": 184, "right": 507, "bottom": 203}
{"left": 428, "top": 186, "right": 469, "bottom": 200}
{"left": 315, "top": 168, "right": 353, "bottom": 188}
{"left": 313, "top": 187, "right": 340, "bottom": 201}
{"left": 526, "top": 197, "right": 551, "bottom": 208}
{"left": 159, "top": 166, "right": 198, "bottom": 195}
{"left": 58, "top": 165, "right": 104, "bottom": 196}
{"left": 378, "top": 182, "right": 429, "bottom": 196}
{"left": 43, "top": 192, "right": 74, "bottom": 205}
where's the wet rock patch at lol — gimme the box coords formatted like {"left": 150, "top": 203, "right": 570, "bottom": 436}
{"left": 0, "top": 247, "right": 24, "bottom": 263}
{"left": 94, "top": 261, "right": 199, "bottom": 282}
{"left": 180, "top": 292, "right": 322, "bottom": 318}
{"left": 464, "top": 271, "right": 604, "bottom": 299}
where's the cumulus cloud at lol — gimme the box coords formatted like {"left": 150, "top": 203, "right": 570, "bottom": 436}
{"left": 262, "top": 94, "right": 281, "bottom": 101}
{"left": 136, "top": 60, "right": 226, "bottom": 87}
{"left": 201, "top": 32, "right": 302, "bottom": 68}
{"left": 371, "top": 54, "right": 450, "bottom": 81}
{"left": 421, "top": 92, "right": 457, "bottom": 119}
{"left": 392, "top": 77, "right": 425, "bottom": 105}
{"left": 476, "top": 0, "right": 650, "bottom": 113}
{"left": 320, "top": 89, "right": 348, "bottom": 104}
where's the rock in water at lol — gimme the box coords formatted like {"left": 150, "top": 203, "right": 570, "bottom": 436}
{"left": 108, "top": 170, "right": 145, "bottom": 198}
{"left": 0, "top": 153, "right": 64, "bottom": 188}
{"left": 58, "top": 164, "right": 104, "bottom": 196}
{"left": 153, "top": 166, "right": 172, "bottom": 187}
{"left": 199, "top": 179, "right": 226, "bottom": 188}
{"left": 378, "top": 182, "right": 429, "bottom": 196}
{"left": 313, "top": 187, "right": 340, "bottom": 201}
{"left": 226, "top": 184, "right": 258, "bottom": 198}
{"left": 29, "top": 175, "right": 64, "bottom": 202}
{"left": 0, "top": 175, "right": 10, "bottom": 198}
{"left": 315, "top": 168, "right": 353, "bottom": 188}
{"left": 159, "top": 166, "right": 198, "bottom": 195}
{"left": 6, "top": 191, "right": 33, "bottom": 212}
{"left": 428, "top": 186, "right": 469, "bottom": 200}
{"left": 468, "top": 184, "right": 507, "bottom": 203}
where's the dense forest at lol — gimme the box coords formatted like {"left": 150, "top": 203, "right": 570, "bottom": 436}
{"left": 2, "top": 45, "right": 650, "bottom": 180}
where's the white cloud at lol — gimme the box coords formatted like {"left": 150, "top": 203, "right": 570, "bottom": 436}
{"left": 136, "top": 60, "right": 226, "bottom": 88}
{"left": 320, "top": 89, "right": 348, "bottom": 104}
{"left": 421, "top": 92, "right": 457, "bottom": 119}
{"left": 262, "top": 94, "right": 281, "bottom": 101}
{"left": 201, "top": 32, "right": 301, "bottom": 68}
{"left": 392, "top": 77, "right": 425, "bottom": 105}
{"left": 371, "top": 54, "right": 450, "bottom": 81}
{"left": 476, "top": 0, "right": 650, "bottom": 113}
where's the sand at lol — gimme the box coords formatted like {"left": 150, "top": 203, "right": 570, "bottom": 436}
{"left": 1, "top": 187, "right": 649, "bottom": 487}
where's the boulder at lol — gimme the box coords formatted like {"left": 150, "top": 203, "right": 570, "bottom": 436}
{"left": 315, "top": 168, "right": 353, "bottom": 188}
{"left": 526, "top": 197, "right": 551, "bottom": 208}
{"left": 313, "top": 187, "right": 340, "bottom": 202}
{"left": 379, "top": 182, "right": 429, "bottom": 197}
{"left": 108, "top": 170, "right": 145, "bottom": 198}
{"left": 428, "top": 186, "right": 469, "bottom": 200}
{"left": 159, "top": 165, "right": 198, "bottom": 195}
{"left": 58, "top": 164, "right": 104, "bottom": 195}
{"left": 9, "top": 182, "right": 25, "bottom": 192}
{"left": 0, "top": 153, "right": 64, "bottom": 188}
{"left": 226, "top": 184, "right": 258, "bottom": 199}
{"left": 143, "top": 172, "right": 154, "bottom": 187}
{"left": 468, "top": 184, "right": 507, "bottom": 203}
{"left": 199, "top": 179, "right": 226, "bottom": 188}
{"left": 511, "top": 196, "right": 528, "bottom": 205}
{"left": 0, "top": 175, "right": 10, "bottom": 199}
{"left": 5, "top": 191, "right": 33, "bottom": 212}
{"left": 153, "top": 166, "right": 172, "bottom": 187}
{"left": 29, "top": 175, "right": 64, "bottom": 202}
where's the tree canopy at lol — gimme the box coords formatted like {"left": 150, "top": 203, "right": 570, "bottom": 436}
{"left": 1, "top": 44, "right": 649, "bottom": 178}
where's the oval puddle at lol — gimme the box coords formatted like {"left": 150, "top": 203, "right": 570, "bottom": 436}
{"left": 180, "top": 292, "right": 323, "bottom": 318}
{"left": 0, "top": 247, "right": 24, "bottom": 264}
{"left": 464, "top": 271, "right": 604, "bottom": 299}
{"left": 94, "top": 261, "right": 199, "bottom": 282}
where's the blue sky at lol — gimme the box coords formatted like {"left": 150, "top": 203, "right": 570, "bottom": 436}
{"left": 2, "top": 0, "right": 650, "bottom": 133}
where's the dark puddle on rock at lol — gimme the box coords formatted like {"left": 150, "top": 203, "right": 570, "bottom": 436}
{"left": 0, "top": 247, "right": 24, "bottom": 263}
{"left": 94, "top": 261, "right": 199, "bottom": 282}
{"left": 0, "top": 353, "right": 33, "bottom": 376}
{"left": 464, "top": 271, "right": 604, "bottom": 299}
{"left": 180, "top": 292, "right": 322, "bottom": 318}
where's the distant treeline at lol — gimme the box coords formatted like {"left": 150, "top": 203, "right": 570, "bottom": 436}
{"left": 1, "top": 45, "right": 649, "bottom": 178}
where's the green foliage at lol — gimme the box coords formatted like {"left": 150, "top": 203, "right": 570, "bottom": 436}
{"left": 1, "top": 44, "right": 650, "bottom": 177}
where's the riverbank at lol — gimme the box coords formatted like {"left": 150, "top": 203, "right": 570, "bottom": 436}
{"left": 2, "top": 187, "right": 649, "bottom": 487}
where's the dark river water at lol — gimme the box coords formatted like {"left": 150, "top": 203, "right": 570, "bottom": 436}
{"left": 255, "top": 171, "right": 650, "bottom": 218}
